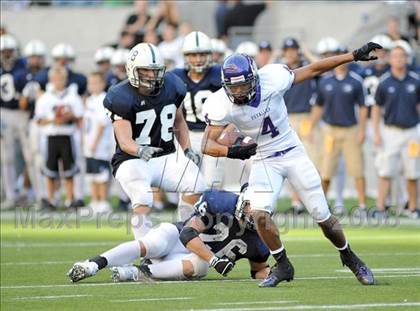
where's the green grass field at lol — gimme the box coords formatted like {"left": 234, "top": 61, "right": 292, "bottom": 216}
{"left": 1, "top": 209, "right": 420, "bottom": 311}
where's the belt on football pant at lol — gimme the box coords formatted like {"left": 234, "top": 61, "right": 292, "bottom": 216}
{"left": 267, "top": 146, "right": 297, "bottom": 159}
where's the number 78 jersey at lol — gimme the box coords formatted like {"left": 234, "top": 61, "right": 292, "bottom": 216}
{"left": 203, "top": 64, "right": 302, "bottom": 160}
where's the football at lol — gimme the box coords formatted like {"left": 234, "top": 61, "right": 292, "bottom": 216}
{"left": 216, "top": 131, "right": 255, "bottom": 147}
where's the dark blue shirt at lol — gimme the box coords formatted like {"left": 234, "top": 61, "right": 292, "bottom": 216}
{"left": 362, "top": 64, "right": 390, "bottom": 78}
{"left": 0, "top": 58, "right": 27, "bottom": 109}
{"left": 103, "top": 73, "right": 187, "bottom": 175}
{"left": 171, "top": 65, "right": 221, "bottom": 131}
{"left": 14, "top": 68, "right": 43, "bottom": 118}
{"left": 105, "top": 71, "right": 123, "bottom": 91}
{"left": 192, "top": 190, "right": 269, "bottom": 263}
{"left": 317, "top": 72, "right": 366, "bottom": 127}
{"left": 34, "top": 67, "right": 87, "bottom": 96}
{"left": 284, "top": 63, "right": 317, "bottom": 113}
{"left": 375, "top": 71, "right": 420, "bottom": 128}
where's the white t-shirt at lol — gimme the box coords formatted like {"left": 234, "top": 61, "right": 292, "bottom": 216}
{"left": 35, "top": 88, "right": 84, "bottom": 136}
{"left": 83, "top": 92, "right": 114, "bottom": 161}
{"left": 203, "top": 64, "right": 301, "bottom": 160}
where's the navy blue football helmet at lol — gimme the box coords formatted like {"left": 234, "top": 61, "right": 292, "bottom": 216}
{"left": 221, "top": 53, "right": 259, "bottom": 105}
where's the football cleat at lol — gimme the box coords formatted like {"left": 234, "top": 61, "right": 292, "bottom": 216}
{"left": 67, "top": 261, "right": 98, "bottom": 283}
{"left": 340, "top": 248, "right": 375, "bottom": 285}
{"left": 258, "top": 257, "right": 295, "bottom": 288}
{"left": 110, "top": 265, "right": 152, "bottom": 282}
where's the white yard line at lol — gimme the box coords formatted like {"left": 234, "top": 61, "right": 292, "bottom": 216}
{"left": 1, "top": 234, "right": 419, "bottom": 248}
{"left": 336, "top": 267, "right": 420, "bottom": 273}
{"left": 189, "top": 302, "right": 420, "bottom": 311}
{"left": 216, "top": 301, "right": 297, "bottom": 305}
{"left": 110, "top": 297, "right": 192, "bottom": 302}
{"left": 1, "top": 273, "right": 419, "bottom": 290}
{"left": 1, "top": 260, "right": 73, "bottom": 266}
{"left": 12, "top": 294, "right": 92, "bottom": 301}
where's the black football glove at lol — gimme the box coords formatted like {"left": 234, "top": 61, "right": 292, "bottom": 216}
{"left": 352, "top": 42, "right": 383, "bottom": 62}
{"left": 227, "top": 143, "right": 257, "bottom": 160}
{"left": 210, "top": 256, "right": 235, "bottom": 276}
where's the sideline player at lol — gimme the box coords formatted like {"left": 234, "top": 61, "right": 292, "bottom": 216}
{"left": 67, "top": 188, "right": 270, "bottom": 282}
{"left": 103, "top": 43, "right": 205, "bottom": 239}
{"left": 201, "top": 43, "right": 382, "bottom": 287}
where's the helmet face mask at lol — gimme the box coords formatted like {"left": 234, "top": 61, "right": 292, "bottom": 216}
{"left": 222, "top": 53, "right": 259, "bottom": 106}
{"left": 184, "top": 52, "right": 212, "bottom": 73}
{"left": 235, "top": 194, "right": 254, "bottom": 231}
{"left": 134, "top": 66, "right": 166, "bottom": 96}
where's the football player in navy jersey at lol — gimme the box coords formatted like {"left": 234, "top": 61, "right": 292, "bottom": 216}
{"left": 103, "top": 43, "right": 205, "bottom": 240}
{"left": 0, "top": 34, "right": 30, "bottom": 209}
{"left": 14, "top": 40, "right": 48, "bottom": 207}
{"left": 172, "top": 31, "right": 227, "bottom": 189}
{"left": 67, "top": 188, "right": 270, "bottom": 282}
{"left": 33, "top": 43, "right": 87, "bottom": 96}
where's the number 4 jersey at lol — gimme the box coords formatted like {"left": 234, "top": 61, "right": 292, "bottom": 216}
{"left": 203, "top": 64, "right": 302, "bottom": 160}
{"left": 171, "top": 65, "right": 221, "bottom": 131}
{"left": 103, "top": 73, "right": 186, "bottom": 175}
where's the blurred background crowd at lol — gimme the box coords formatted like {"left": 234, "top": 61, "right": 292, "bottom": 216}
{"left": 0, "top": 0, "right": 419, "bottom": 217}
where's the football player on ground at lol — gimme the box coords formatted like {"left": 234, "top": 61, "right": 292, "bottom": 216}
{"left": 103, "top": 43, "right": 205, "bottom": 240}
{"left": 67, "top": 188, "right": 270, "bottom": 282}
{"left": 172, "top": 31, "right": 225, "bottom": 188}
{"left": 201, "top": 43, "right": 382, "bottom": 287}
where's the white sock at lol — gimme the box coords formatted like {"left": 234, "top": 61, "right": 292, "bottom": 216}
{"left": 148, "top": 259, "right": 185, "bottom": 280}
{"left": 100, "top": 240, "right": 140, "bottom": 267}
{"left": 177, "top": 198, "right": 194, "bottom": 221}
{"left": 131, "top": 214, "right": 152, "bottom": 240}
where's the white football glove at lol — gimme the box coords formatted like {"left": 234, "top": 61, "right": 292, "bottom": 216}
{"left": 136, "top": 146, "right": 163, "bottom": 161}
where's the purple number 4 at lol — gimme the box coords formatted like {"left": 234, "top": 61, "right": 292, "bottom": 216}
{"left": 261, "top": 116, "right": 279, "bottom": 138}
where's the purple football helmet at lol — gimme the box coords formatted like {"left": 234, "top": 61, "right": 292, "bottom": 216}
{"left": 221, "top": 53, "right": 259, "bottom": 105}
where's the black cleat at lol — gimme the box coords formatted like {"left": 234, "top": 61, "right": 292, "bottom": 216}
{"left": 340, "top": 248, "right": 375, "bottom": 285}
{"left": 258, "top": 258, "right": 294, "bottom": 288}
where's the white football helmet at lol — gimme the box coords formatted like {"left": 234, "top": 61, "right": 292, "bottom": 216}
{"left": 126, "top": 43, "right": 165, "bottom": 95}
{"left": 235, "top": 41, "right": 258, "bottom": 58}
{"left": 51, "top": 43, "right": 75, "bottom": 61}
{"left": 316, "top": 37, "right": 340, "bottom": 55}
{"left": 211, "top": 38, "right": 227, "bottom": 55}
{"left": 94, "top": 46, "right": 115, "bottom": 63}
{"left": 370, "top": 34, "right": 393, "bottom": 51}
{"left": 111, "top": 48, "right": 129, "bottom": 66}
{"left": 24, "top": 40, "right": 47, "bottom": 57}
{"left": 0, "top": 34, "right": 18, "bottom": 51}
{"left": 182, "top": 31, "right": 212, "bottom": 73}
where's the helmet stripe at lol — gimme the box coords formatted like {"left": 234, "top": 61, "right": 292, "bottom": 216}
{"left": 195, "top": 31, "right": 199, "bottom": 48}
{"left": 147, "top": 43, "right": 156, "bottom": 63}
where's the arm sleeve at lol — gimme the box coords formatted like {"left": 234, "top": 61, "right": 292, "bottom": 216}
{"left": 202, "top": 92, "right": 230, "bottom": 126}
{"left": 103, "top": 90, "right": 132, "bottom": 122}
{"left": 374, "top": 82, "right": 384, "bottom": 106}
{"left": 356, "top": 80, "right": 366, "bottom": 107}
{"left": 260, "top": 64, "right": 295, "bottom": 95}
{"left": 315, "top": 82, "right": 324, "bottom": 106}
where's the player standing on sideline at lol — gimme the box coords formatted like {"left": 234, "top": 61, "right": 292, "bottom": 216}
{"left": 309, "top": 46, "right": 368, "bottom": 216}
{"left": 16, "top": 39, "right": 48, "bottom": 207}
{"left": 172, "top": 31, "right": 225, "bottom": 188}
{"left": 282, "top": 38, "right": 320, "bottom": 214}
{"left": 372, "top": 44, "right": 420, "bottom": 219}
{"left": 0, "top": 34, "right": 28, "bottom": 209}
{"left": 103, "top": 43, "right": 205, "bottom": 240}
{"left": 83, "top": 72, "right": 114, "bottom": 214}
{"left": 202, "top": 42, "right": 382, "bottom": 287}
